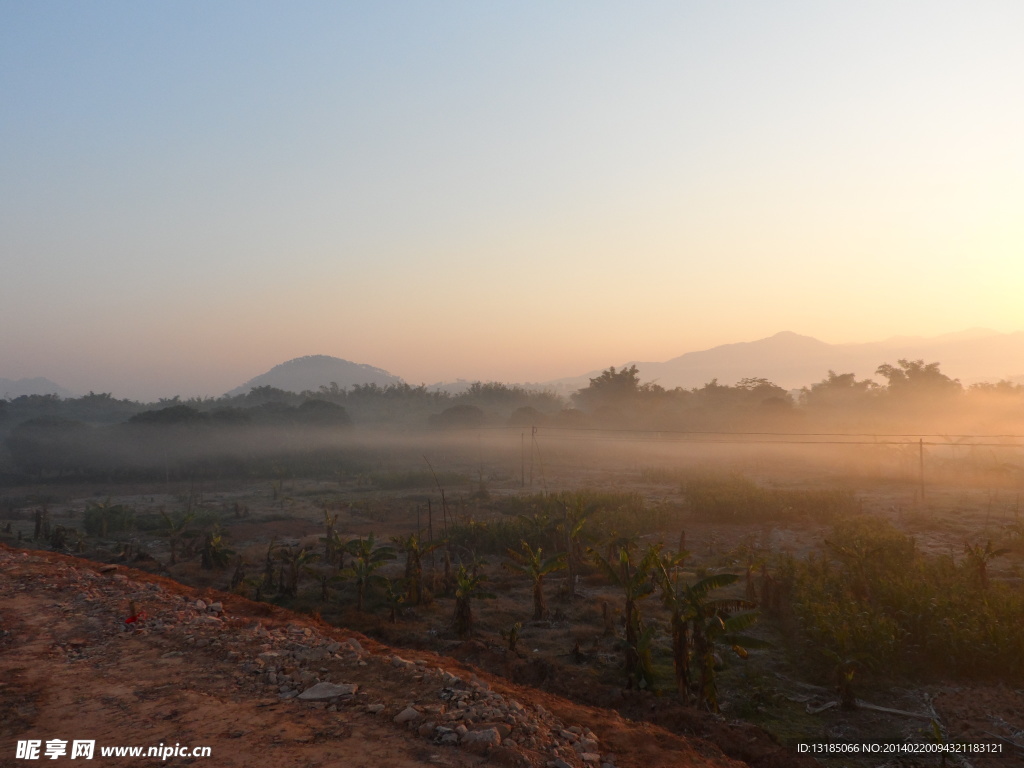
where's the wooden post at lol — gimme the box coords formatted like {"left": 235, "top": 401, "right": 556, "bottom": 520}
{"left": 919, "top": 438, "right": 925, "bottom": 501}
{"left": 427, "top": 499, "right": 435, "bottom": 567}
{"left": 521, "top": 432, "right": 525, "bottom": 487}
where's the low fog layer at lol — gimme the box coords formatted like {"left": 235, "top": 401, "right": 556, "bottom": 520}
{"left": 2, "top": 360, "right": 1023, "bottom": 487}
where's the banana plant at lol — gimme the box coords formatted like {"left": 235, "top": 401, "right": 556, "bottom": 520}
{"left": 590, "top": 541, "right": 662, "bottom": 689}
{"left": 503, "top": 541, "right": 566, "bottom": 620}
{"left": 452, "top": 564, "right": 495, "bottom": 638}
{"left": 656, "top": 554, "right": 762, "bottom": 709}
{"left": 343, "top": 534, "right": 396, "bottom": 612}
{"left": 392, "top": 532, "right": 445, "bottom": 605}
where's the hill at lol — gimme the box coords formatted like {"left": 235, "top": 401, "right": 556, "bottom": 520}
{"left": 0, "top": 377, "right": 74, "bottom": 399}
{"left": 226, "top": 355, "right": 403, "bottom": 397}
{"left": 551, "top": 329, "right": 1024, "bottom": 392}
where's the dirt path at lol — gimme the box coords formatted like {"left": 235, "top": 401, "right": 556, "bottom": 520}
{"left": 0, "top": 545, "right": 744, "bottom": 768}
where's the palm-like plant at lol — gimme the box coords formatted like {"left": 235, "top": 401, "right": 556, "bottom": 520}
{"left": 558, "top": 498, "right": 593, "bottom": 598}
{"left": 321, "top": 509, "right": 340, "bottom": 562}
{"left": 159, "top": 509, "right": 195, "bottom": 566}
{"left": 275, "top": 546, "right": 321, "bottom": 598}
{"left": 656, "top": 555, "right": 760, "bottom": 709}
{"left": 590, "top": 542, "right": 662, "bottom": 689}
{"left": 503, "top": 541, "right": 566, "bottom": 620}
{"left": 963, "top": 540, "right": 1010, "bottom": 589}
{"left": 383, "top": 577, "right": 405, "bottom": 623}
{"left": 393, "top": 533, "right": 444, "bottom": 605}
{"left": 200, "top": 528, "right": 234, "bottom": 570}
{"left": 452, "top": 564, "right": 495, "bottom": 638}
{"left": 343, "top": 534, "right": 396, "bottom": 612}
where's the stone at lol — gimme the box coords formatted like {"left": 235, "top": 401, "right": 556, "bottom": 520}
{"left": 580, "top": 754, "right": 600, "bottom": 764}
{"left": 394, "top": 706, "right": 422, "bottom": 724}
{"left": 475, "top": 722, "right": 512, "bottom": 739}
{"left": 417, "top": 721, "right": 437, "bottom": 738}
{"left": 297, "top": 682, "right": 358, "bottom": 700}
{"left": 344, "top": 638, "right": 363, "bottom": 653}
{"left": 195, "top": 599, "right": 207, "bottom": 611}
{"left": 462, "top": 727, "right": 501, "bottom": 753}
{"left": 440, "top": 732, "right": 460, "bottom": 746}
{"left": 366, "top": 704, "right": 385, "bottom": 714}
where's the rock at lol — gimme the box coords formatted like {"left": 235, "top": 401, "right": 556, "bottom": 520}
{"left": 394, "top": 706, "right": 422, "bottom": 724}
{"left": 297, "top": 648, "right": 328, "bottom": 663}
{"left": 366, "top": 704, "right": 385, "bottom": 714}
{"left": 417, "top": 721, "right": 437, "bottom": 738}
{"left": 475, "top": 722, "right": 512, "bottom": 739}
{"left": 195, "top": 599, "right": 207, "bottom": 611}
{"left": 548, "top": 760, "right": 572, "bottom": 768}
{"left": 462, "top": 727, "right": 501, "bottom": 754}
{"left": 440, "top": 732, "right": 460, "bottom": 746}
{"left": 297, "top": 682, "right": 358, "bottom": 700}
{"left": 344, "top": 638, "right": 363, "bottom": 653}
{"left": 208, "top": 601, "right": 222, "bottom": 613}
{"left": 580, "top": 754, "right": 600, "bottom": 764}
{"left": 391, "top": 655, "right": 414, "bottom": 669}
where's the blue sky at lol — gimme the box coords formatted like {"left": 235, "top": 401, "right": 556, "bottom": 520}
{"left": 2, "top": 2, "right": 1023, "bottom": 400}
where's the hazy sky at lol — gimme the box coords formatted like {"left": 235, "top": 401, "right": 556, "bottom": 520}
{"left": 3, "top": 2, "right": 1023, "bottom": 400}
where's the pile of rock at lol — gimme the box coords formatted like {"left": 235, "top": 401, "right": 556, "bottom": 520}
{"left": 1, "top": 548, "right": 618, "bottom": 768}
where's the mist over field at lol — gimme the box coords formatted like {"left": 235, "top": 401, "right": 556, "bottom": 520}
{"left": 4, "top": 353, "right": 1024, "bottom": 488}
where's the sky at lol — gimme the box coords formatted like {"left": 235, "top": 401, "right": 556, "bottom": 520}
{"left": 2, "top": 2, "right": 1023, "bottom": 401}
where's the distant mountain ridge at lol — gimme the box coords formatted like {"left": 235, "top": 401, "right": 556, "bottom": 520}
{"left": 226, "top": 355, "right": 404, "bottom": 396}
{"left": 0, "top": 377, "right": 75, "bottom": 399}
{"left": 549, "top": 329, "right": 1024, "bottom": 392}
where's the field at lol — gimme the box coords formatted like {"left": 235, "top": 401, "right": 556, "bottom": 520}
{"left": 4, "top": 428, "right": 1024, "bottom": 767}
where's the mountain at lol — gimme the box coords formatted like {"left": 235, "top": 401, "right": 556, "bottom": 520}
{"left": 0, "top": 377, "right": 75, "bottom": 399}
{"left": 550, "top": 330, "right": 1024, "bottom": 392}
{"left": 226, "top": 355, "right": 404, "bottom": 396}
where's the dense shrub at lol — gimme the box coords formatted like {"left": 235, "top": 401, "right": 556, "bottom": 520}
{"left": 683, "top": 475, "right": 857, "bottom": 524}
{"left": 784, "top": 516, "right": 1024, "bottom": 681}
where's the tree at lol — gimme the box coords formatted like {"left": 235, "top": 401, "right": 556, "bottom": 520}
{"left": 875, "top": 359, "right": 962, "bottom": 399}
{"left": 572, "top": 366, "right": 643, "bottom": 410}
{"left": 503, "top": 541, "right": 566, "bottom": 620}
{"left": 800, "top": 370, "right": 878, "bottom": 408}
